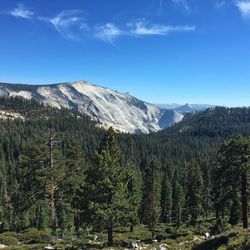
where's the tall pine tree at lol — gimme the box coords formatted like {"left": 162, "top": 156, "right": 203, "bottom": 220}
{"left": 160, "top": 170, "right": 172, "bottom": 223}
{"left": 172, "top": 170, "right": 185, "bottom": 228}
{"left": 217, "top": 136, "right": 250, "bottom": 228}
{"left": 186, "top": 162, "right": 204, "bottom": 225}
{"left": 85, "top": 127, "right": 130, "bottom": 246}
{"left": 141, "top": 158, "right": 161, "bottom": 239}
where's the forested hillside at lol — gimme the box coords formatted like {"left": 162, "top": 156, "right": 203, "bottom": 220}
{"left": 0, "top": 97, "right": 249, "bottom": 249}
{"left": 163, "top": 107, "right": 250, "bottom": 137}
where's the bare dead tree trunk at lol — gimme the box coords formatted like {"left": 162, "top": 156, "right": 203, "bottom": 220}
{"left": 47, "top": 133, "right": 59, "bottom": 235}
{"left": 50, "top": 185, "right": 58, "bottom": 235}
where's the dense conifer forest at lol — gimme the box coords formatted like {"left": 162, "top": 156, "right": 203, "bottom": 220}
{"left": 0, "top": 97, "right": 249, "bottom": 249}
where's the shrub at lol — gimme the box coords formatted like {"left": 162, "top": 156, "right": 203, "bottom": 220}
{"left": 193, "top": 231, "right": 238, "bottom": 250}
{"left": 226, "top": 233, "right": 250, "bottom": 250}
{"left": 18, "top": 229, "right": 51, "bottom": 244}
{"left": 165, "top": 226, "right": 176, "bottom": 234}
{"left": 5, "top": 246, "right": 29, "bottom": 250}
{"left": 0, "top": 231, "right": 20, "bottom": 238}
{"left": 0, "top": 233, "right": 19, "bottom": 245}
{"left": 4, "top": 244, "right": 47, "bottom": 250}
{"left": 194, "top": 225, "right": 209, "bottom": 235}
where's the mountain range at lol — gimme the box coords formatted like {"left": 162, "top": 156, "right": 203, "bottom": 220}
{"left": 0, "top": 81, "right": 185, "bottom": 133}
{"left": 0, "top": 81, "right": 210, "bottom": 133}
{"left": 156, "top": 103, "right": 214, "bottom": 113}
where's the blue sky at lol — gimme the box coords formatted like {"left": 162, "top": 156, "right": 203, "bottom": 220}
{"left": 0, "top": 0, "right": 250, "bottom": 106}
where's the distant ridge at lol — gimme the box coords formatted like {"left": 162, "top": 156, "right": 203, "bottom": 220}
{"left": 156, "top": 103, "right": 214, "bottom": 113}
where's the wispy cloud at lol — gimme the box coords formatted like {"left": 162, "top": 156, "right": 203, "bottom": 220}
{"left": 9, "top": 3, "right": 34, "bottom": 19}
{"left": 5, "top": 4, "right": 196, "bottom": 44}
{"left": 95, "top": 23, "right": 123, "bottom": 43}
{"left": 94, "top": 20, "right": 196, "bottom": 44}
{"left": 128, "top": 20, "right": 196, "bottom": 36}
{"left": 172, "top": 0, "right": 191, "bottom": 14}
{"left": 40, "top": 10, "right": 89, "bottom": 40}
{"left": 235, "top": 0, "right": 250, "bottom": 18}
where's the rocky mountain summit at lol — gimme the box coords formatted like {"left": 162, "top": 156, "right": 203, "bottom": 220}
{"left": 0, "top": 81, "right": 184, "bottom": 133}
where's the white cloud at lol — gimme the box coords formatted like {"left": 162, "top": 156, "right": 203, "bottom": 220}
{"left": 128, "top": 21, "right": 196, "bottom": 36}
{"left": 94, "top": 21, "right": 195, "bottom": 43}
{"left": 6, "top": 4, "right": 196, "bottom": 43}
{"left": 236, "top": 0, "right": 250, "bottom": 18}
{"left": 95, "top": 23, "right": 123, "bottom": 43}
{"left": 172, "top": 0, "right": 191, "bottom": 14}
{"left": 41, "top": 10, "right": 89, "bottom": 40}
{"left": 9, "top": 3, "right": 34, "bottom": 19}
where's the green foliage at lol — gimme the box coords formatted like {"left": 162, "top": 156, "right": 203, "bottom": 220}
{"left": 0, "top": 233, "right": 19, "bottom": 245}
{"left": 186, "top": 162, "right": 204, "bottom": 224}
{"left": 0, "top": 96, "right": 250, "bottom": 245}
{"left": 193, "top": 231, "right": 239, "bottom": 250}
{"left": 85, "top": 128, "right": 130, "bottom": 245}
{"left": 141, "top": 158, "right": 161, "bottom": 238}
{"left": 228, "top": 193, "right": 241, "bottom": 226}
{"left": 172, "top": 170, "right": 185, "bottom": 228}
{"left": 160, "top": 171, "right": 172, "bottom": 223}
{"left": 126, "top": 161, "right": 142, "bottom": 231}
{"left": 226, "top": 230, "right": 250, "bottom": 250}
{"left": 215, "top": 136, "right": 250, "bottom": 228}
{"left": 18, "top": 229, "right": 51, "bottom": 244}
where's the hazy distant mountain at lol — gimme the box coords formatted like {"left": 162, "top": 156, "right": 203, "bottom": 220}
{"left": 175, "top": 104, "right": 195, "bottom": 113}
{"left": 156, "top": 103, "right": 214, "bottom": 113}
{"left": 0, "top": 81, "right": 184, "bottom": 133}
{"left": 157, "top": 103, "right": 181, "bottom": 110}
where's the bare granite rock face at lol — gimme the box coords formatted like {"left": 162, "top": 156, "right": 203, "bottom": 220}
{"left": 0, "top": 81, "right": 183, "bottom": 133}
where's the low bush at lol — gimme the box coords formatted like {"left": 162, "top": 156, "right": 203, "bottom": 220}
{"left": 226, "top": 231, "right": 250, "bottom": 250}
{"left": 4, "top": 244, "right": 46, "bottom": 250}
{"left": 0, "top": 233, "right": 19, "bottom": 245}
{"left": 18, "top": 229, "right": 51, "bottom": 244}
{"left": 193, "top": 231, "right": 238, "bottom": 250}
{"left": 0, "top": 231, "right": 20, "bottom": 238}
